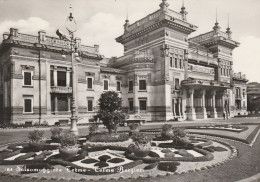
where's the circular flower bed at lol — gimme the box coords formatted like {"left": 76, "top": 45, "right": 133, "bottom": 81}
{"left": 0, "top": 134, "right": 235, "bottom": 181}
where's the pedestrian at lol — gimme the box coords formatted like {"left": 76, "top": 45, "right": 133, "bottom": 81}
{"left": 223, "top": 111, "right": 226, "bottom": 120}
{"left": 226, "top": 111, "right": 229, "bottom": 120}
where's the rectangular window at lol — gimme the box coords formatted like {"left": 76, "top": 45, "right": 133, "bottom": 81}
{"left": 24, "top": 98, "right": 33, "bottom": 113}
{"left": 104, "top": 80, "right": 109, "bottom": 90}
{"left": 88, "top": 99, "right": 93, "bottom": 112}
{"left": 57, "top": 96, "right": 68, "bottom": 111}
{"left": 23, "top": 72, "right": 32, "bottom": 86}
{"left": 117, "top": 81, "right": 121, "bottom": 91}
{"left": 170, "top": 57, "right": 173, "bottom": 67}
{"left": 57, "top": 71, "right": 66, "bottom": 87}
{"left": 70, "top": 72, "right": 72, "bottom": 87}
{"left": 87, "top": 77, "right": 93, "bottom": 89}
{"left": 179, "top": 59, "right": 182, "bottom": 69}
{"left": 129, "top": 81, "right": 133, "bottom": 92}
{"left": 50, "top": 70, "right": 54, "bottom": 86}
{"left": 139, "top": 80, "right": 146, "bottom": 90}
{"left": 175, "top": 58, "right": 178, "bottom": 68}
{"left": 139, "top": 100, "right": 147, "bottom": 111}
{"left": 129, "top": 99, "right": 134, "bottom": 111}
{"left": 175, "top": 78, "right": 180, "bottom": 90}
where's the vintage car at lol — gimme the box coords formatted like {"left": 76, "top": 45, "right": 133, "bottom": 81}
{"left": 120, "top": 115, "right": 146, "bottom": 126}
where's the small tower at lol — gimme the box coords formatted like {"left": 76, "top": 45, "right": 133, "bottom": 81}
{"left": 180, "top": 0, "right": 188, "bottom": 21}
{"left": 160, "top": 0, "right": 169, "bottom": 12}
{"left": 226, "top": 15, "right": 232, "bottom": 39}
{"left": 123, "top": 3, "right": 130, "bottom": 33}
{"left": 213, "top": 9, "right": 221, "bottom": 35}
{"left": 124, "top": 19, "right": 130, "bottom": 33}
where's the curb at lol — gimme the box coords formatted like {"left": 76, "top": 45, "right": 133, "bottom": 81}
{"left": 236, "top": 173, "right": 260, "bottom": 182}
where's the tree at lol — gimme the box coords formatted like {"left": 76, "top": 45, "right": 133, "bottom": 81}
{"left": 94, "top": 91, "right": 125, "bottom": 133}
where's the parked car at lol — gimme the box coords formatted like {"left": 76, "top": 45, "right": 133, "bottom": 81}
{"left": 120, "top": 115, "right": 146, "bottom": 126}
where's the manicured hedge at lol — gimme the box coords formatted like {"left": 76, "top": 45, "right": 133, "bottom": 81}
{"left": 144, "top": 162, "right": 158, "bottom": 170}
{"left": 157, "top": 162, "right": 179, "bottom": 172}
{"left": 107, "top": 158, "right": 125, "bottom": 163}
{"left": 88, "top": 133, "right": 129, "bottom": 143}
{"left": 81, "top": 158, "right": 99, "bottom": 164}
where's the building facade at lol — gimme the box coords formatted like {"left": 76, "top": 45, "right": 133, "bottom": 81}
{"left": 247, "top": 82, "right": 260, "bottom": 114}
{"left": 0, "top": 0, "right": 248, "bottom": 125}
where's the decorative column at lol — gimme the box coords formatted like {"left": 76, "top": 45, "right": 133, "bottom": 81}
{"left": 54, "top": 95, "right": 58, "bottom": 114}
{"left": 66, "top": 68, "right": 70, "bottom": 87}
{"left": 187, "top": 88, "right": 196, "bottom": 120}
{"left": 201, "top": 90, "right": 207, "bottom": 119}
{"left": 178, "top": 99, "right": 181, "bottom": 116}
{"left": 53, "top": 66, "right": 57, "bottom": 86}
{"left": 68, "top": 95, "right": 71, "bottom": 112}
{"left": 182, "top": 90, "right": 187, "bottom": 120}
{"left": 211, "top": 90, "right": 218, "bottom": 118}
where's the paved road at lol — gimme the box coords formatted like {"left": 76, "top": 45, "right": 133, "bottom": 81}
{"left": 0, "top": 117, "right": 259, "bottom": 146}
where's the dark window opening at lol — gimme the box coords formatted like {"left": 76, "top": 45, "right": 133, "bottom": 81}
{"left": 175, "top": 58, "right": 178, "bottom": 68}
{"left": 88, "top": 100, "right": 93, "bottom": 111}
{"left": 129, "top": 81, "right": 133, "bottom": 92}
{"left": 117, "top": 81, "right": 121, "bottom": 91}
{"left": 104, "top": 80, "right": 109, "bottom": 90}
{"left": 57, "top": 71, "right": 66, "bottom": 87}
{"left": 129, "top": 100, "right": 134, "bottom": 111}
{"left": 139, "top": 80, "right": 146, "bottom": 90}
{"left": 170, "top": 57, "right": 173, "bottom": 67}
{"left": 175, "top": 78, "right": 180, "bottom": 90}
{"left": 87, "top": 78, "right": 93, "bottom": 89}
{"left": 50, "top": 70, "right": 54, "bottom": 86}
{"left": 24, "top": 72, "right": 32, "bottom": 86}
{"left": 24, "top": 99, "right": 32, "bottom": 112}
{"left": 139, "top": 100, "right": 147, "bottom": 111}
{"left": 70, "top": 72, "right": 72, "bottom": 87}
{"left": 57, "top": 96, "right": 68, "bottom": 111}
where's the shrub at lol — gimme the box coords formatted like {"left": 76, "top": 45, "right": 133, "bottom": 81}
{"left": 131, "top": 132, "right": 151, "bottom": 145}
{"left": 148, "top": 151, "right": 160, "bottom": 157}
{"left": 161, "top": 149, "right": 172, "bottom": 153}
{"left": 59, "top": 132, "right": 78, "bottom": 147}
{"left": 161, "top": 124, "right": 173, "bottom": 138}
{"left": 88, "top": 133, "right": 129, "bottom": 143}
{"left": 93, "top": 91, "right": 125, "bottom": 133}
{"left": 107, "top": 158, "right": 125, "bottom": 163}
{"left": 94, "top": 161, "right": 109, "bottom": 168}
{"left": 129, "top": 123, "right": 139, "bottom": 131}
{"left": 129, "top": 124, "right": 140, "bottom": 136}
{"left": 89, "top": 123, "right": 99, "bottom": 135}
{"left": 144, "top": 162, "right": 158, "bottom": 170}
{"left": 81, "top": 158, "right": 99, "bottom": 164}
{"left": 157, "top": 162, "right": 179, "bottom": 172}
{"left": 50, "top": 127, "right": 63, "bottom": 137}
{"left": 28, "top": 130, "right": 44, "bottom": 143}
{"left": 98, "top": 155, "right": 111, "bottom": 162}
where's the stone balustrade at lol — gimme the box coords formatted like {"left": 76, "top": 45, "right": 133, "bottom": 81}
{"left": 50, "top": 86, "right": 72, "bottom": 94}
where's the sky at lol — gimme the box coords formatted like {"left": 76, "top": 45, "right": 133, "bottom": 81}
{"left": 0, "top": 0, "right": 259, "bottom": 82}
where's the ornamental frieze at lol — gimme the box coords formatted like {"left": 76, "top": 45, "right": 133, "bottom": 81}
{"left": 21, "top": 65, "right": 35, "bottom": 70}
{"left": 188, "top": 63, "right": 214, "bottom": 75}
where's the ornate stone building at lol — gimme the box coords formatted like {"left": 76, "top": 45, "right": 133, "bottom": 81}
{"left": 0, "top": 0, "right": 248, "bottom": 124}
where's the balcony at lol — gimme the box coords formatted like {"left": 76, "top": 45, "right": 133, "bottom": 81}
{"left": 50, "top": 86, "right": 72, "bottom": 94}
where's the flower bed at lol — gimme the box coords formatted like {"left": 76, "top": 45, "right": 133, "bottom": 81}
{"left": 88, "top": 133, "right": 130, "bottom": 143}
{"left": 0, "top": 132, "right": 235, "bottom": 180}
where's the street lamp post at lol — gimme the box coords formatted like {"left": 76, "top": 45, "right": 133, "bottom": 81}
{"left": 56, "top": 7, "right": 79, "bottom": 136}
